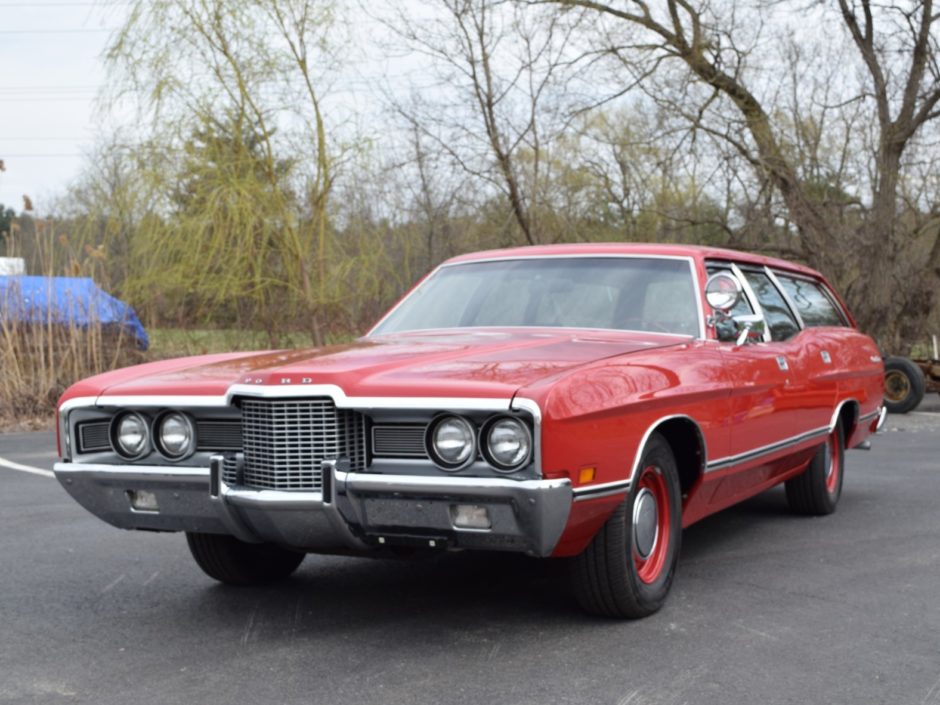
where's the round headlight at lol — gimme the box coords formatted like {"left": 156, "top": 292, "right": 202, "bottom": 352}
{"left": 428, "top": 415, "right": 476, "bottom": 469}
{"left": 484, "top": 417, "right": 532, "bottom": 471}
{"left": 156, "top": 412, "right": 195, "bottom": 459}
{"left": 114, "top": 412, "right": 149, "bottom": 458}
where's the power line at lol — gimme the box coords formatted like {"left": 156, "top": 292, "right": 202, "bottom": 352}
{"left": 0, "top": 153, "right": 85, "bottom": 157}
{"left": 0, "top": 97, "right": 95, "bottom": 102}
{"left": 0, "top": 138, "right": 92, "bottom": 142}
{"left": 0, "top": 28, "right": 117, "bottom": 34}
{"left": 0, "top": 85, "right": 101, "bottom": 92}
{"left": 0, "top": 1, "right": 130, "bottom": 5}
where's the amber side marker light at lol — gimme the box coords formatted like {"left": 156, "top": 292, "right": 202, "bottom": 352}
{"left": 579, "top": 467, "right": 597, "bottom": 484}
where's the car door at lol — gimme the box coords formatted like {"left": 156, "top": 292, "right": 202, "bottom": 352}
{"left": 705, "top": 263, "right": 831, "bottom": 503}
{"left": 772, "top": 270, "right": 869, "bottom": 439}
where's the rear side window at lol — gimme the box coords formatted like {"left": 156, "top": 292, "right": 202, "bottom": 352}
{"left": 742, "top": 270, "right": 800, "bottom": 341}
{"left": 775, "top": 275, "right": 847, "bottom": 327}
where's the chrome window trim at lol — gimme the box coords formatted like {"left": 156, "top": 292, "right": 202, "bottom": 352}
{"left": 704, "top": 260, "right": 769, "bottom": 342}
{"left": 774, "top": 270, "right": 851, "bottom": 328}
{"left": 730, "top": 262, "right": 772, "bottom": 342}
{"left": 735, "top": 265, "right": 799, "bottom": 342}
{"left": 764, "top": 266, "right": 805, "bottom": 330}
{"left": 815, "top": 282, "right": 852, "bottom": 327}
{"left": 367, "top": 254, "right": 707, "bottom": 340}
{"left": 367, "top": 325, "right": 696, "bottom": 340}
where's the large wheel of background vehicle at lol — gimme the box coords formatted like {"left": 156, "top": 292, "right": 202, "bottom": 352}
{"left": 785, "top": 421, "right": 844, "bottom": 516}
{"left": 572, "top": 433, "right": 682, "bottom": 619}
{"left": 883, "top": 356, "right": 926, "bottom": 414}
{"left": 186, "top": 533, "right": 305, "bottom": 586}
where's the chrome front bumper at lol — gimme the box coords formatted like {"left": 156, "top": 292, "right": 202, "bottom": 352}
{"left": 53, "top": 459, "right": 573, "bottom": 557}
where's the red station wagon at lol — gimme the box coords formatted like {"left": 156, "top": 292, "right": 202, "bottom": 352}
{"left": 54, "top": 244, "right": 885, "bottom": 618}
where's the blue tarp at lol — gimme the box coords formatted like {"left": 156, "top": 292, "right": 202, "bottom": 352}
{"left": 0, "top": 276, "right": 149, "bottom": 350}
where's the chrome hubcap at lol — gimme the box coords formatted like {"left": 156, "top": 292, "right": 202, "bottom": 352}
{"left": 824, "top": 438, "right": 834, "bottom": 480}
{"left": 633, "top": 488, "right": 658, "bottom": 559}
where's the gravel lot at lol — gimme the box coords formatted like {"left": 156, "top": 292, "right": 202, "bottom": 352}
{"left": 1, "top": 405, "right": 939, "bottom": 705}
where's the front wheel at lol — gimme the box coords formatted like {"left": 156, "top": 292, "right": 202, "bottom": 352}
{"left": 186, "top": 532, "right": 305, "bottom": 586}
{"left": 785, "top": 422, "right": 844, "bottom": 515}
{"left": 571, "top": 433, "right": 682, "bottom": 619}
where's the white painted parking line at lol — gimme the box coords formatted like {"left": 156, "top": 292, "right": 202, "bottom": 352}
{"left": 0, "top": 456, "right": 54, "bottom": 478}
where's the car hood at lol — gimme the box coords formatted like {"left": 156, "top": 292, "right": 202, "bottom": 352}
{"left": 92, "top": 329, "right": 690, "bottom": 401}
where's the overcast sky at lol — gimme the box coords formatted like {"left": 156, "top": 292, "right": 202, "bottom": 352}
{"left": 0, "top": 1, "right": 129, "bottom": 214}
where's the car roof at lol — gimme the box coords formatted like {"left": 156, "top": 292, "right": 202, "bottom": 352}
{"left": 445, "top": 243, "right": 821, "bottom": 279}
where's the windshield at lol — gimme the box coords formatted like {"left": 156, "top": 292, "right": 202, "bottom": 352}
{"left": 371, "top": 257, "right": 701, "bottom": 337}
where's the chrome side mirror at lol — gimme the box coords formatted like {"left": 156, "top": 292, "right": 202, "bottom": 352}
{"left": 705, "top": 272, "right": 764, "bottom": 344}
{"left": 733, "top": 314, "right": 766, "bottom": 345}
{"left": 704, "top": 272, "right": 743, "bottom": 313}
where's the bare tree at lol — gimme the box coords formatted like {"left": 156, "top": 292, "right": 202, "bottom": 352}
{"left": 541, "top": 0, "right": 940, "bottom": 350}
{"left": 387, "top": 0, "right": 589, "bottom": 245}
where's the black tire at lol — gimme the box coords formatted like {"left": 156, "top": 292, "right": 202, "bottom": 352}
{"left": 185, "top": 532, "right": 305, "bottom": 586}
{"left": 785, "top": 422, "right": 844, "bottom": 516}
{"left": 883, "top": 356, "right": 926, "bottom": 414}
{"left": 571, "top": 433, "right": 682, "bottom": 619}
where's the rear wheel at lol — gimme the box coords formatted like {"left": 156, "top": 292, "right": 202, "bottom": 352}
{"left": 883, "top": 356, "right": 926, "bottom": 414}
{"left": 785, "top": 422, "right": 844, "bottom": 516}
{"left": 572, "top": 433, "right": 682, "bottom": 619}
{"left": 186, "top": 532, "right": 305, "bottom": 586}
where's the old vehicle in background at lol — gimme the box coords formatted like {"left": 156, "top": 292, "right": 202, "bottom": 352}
{"left": 54, "top": 244, "right": 884, "bottom": 618}
{"left": 882, "top": 345, "right": 940, "bottom": 414}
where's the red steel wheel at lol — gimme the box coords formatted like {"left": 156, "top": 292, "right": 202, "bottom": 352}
{"left": 632, "top": 465, "right": 672, "bottom": 584}
{"left": 785, "top": 420, "right": 845, "bottom": 516}
{"left": 572, "top": 432, "right": 682, "bottom": 618}
{"left": 823, "top": 428, "right": 841, "bottom": 495}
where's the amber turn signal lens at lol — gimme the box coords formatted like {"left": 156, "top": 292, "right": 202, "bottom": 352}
{"left": 579, "top": 467, "right": 596, "bottom": 483}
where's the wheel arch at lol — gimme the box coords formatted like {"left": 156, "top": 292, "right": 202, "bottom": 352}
{"left": 631, "top": 415, "right": 706, "bottom": 498}
{"left": 830, "top": 398, "right": 859, "bottom": 438}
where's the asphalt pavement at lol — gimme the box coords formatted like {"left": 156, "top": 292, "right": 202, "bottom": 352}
{"left": 1, "top": 404, "right": 939, "bottom": 705}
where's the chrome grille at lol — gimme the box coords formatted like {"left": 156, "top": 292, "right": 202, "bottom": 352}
{"left": 196, "top": 420, "right": 242, "bottom": 451}
{"left": 372, "top": 425, "right": 427, "bottom": 457}
{"left": 78, "top": 421, "right": 111, "bottom": 453}
{"left": 238, "top": 398, "right": 366, "bottom": 491}
{"left": 221, "top": 454, "right": 238, "bottom": 486}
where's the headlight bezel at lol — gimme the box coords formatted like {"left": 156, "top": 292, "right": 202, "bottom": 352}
{"left": 425, "top": 414, "right": 478, "bottom": 471}
{"left": 110, "top": 411, "right": 151, "bottom": 460}
{"left": 154, "top": 411, "right": 197, "bottom": 460}
{"left": 481, "top": 415, "right": 533, "bottom": 472}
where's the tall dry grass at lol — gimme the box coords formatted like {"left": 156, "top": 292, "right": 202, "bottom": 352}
{"left": 0, "top": 316, "right": 144, "bottom": 428}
